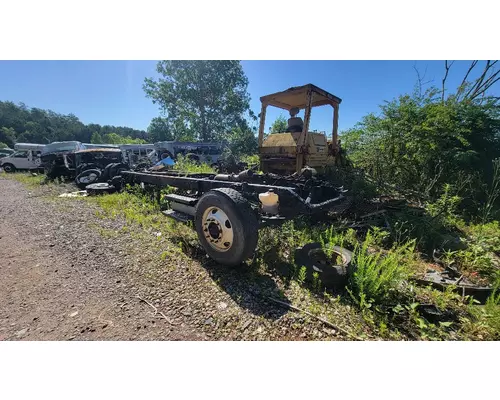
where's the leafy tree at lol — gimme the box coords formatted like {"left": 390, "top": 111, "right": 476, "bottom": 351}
{"left": 102, "top": 132, "right": 146, "bottom": 145}
{"left": 269, "top": 115, "right": 288, "bottom": 133}
{"left": 147, "top": 117, "right": 173, "bottom": 142}
{"left": 0, "top": 141, "right": 8, "bottom": 149}
{"left": 342, "top": 87, "right": 500, "bottom": 213}
{"left": 0, "top": 127, "right": 17, "bottom": 148}
{"left": 143, "top": 61, "right": 253, "bottom": 141}
{"left": 226, "top": 125, "right": 258, "bottom": 157}
{"left": 91, "top": 132, "right": 104, "bottom": 144}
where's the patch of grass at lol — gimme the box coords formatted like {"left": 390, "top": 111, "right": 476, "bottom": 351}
{"left": 459, "top": 287, "right": 500, "bottom": 340}
{"left": 86, "top": 185, "right": 197, "bottom": 249}
{"left": 1, "top": 171, "right": 47, "bottom": 188}
{"left": 173, "top": 154, "right": 216, "bottom": 174}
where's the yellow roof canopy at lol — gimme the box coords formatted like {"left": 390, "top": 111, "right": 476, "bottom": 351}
{"left": 259, "top": 84, "right": 342, "bottom": 111}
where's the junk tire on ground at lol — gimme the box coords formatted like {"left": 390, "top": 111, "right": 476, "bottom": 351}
{"left": 75, "top": 168, "right": 102, "bottom": 189}
{"left": 194, "top": 188, "right": 258, "bottom": 267}
{"left": 2, "top": 163, "right": 15, "bottom": 173}
{"left": 108, "top": 163, "right": 129, "bottom": 180}
{"left": 414, "top": 274, "right": 495, "bottom": 304}
{"left": 86, "top": 182, "right": 116, "bottom": 196}
{"left": 294, "top": 242, "right": 353, "bottom": 291}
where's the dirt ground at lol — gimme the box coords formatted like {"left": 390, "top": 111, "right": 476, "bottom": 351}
{"left": 0, "top": 177, "right": 208, "bottom": 340}
{"left": 0, "top": 176, "right": 348, "bottom": 341}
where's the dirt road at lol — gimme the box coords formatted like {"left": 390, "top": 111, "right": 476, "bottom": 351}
{"left": 0, "top": 177, "right": 206, "bottom": 340}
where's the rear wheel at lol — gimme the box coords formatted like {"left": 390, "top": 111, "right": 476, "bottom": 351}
{"left": 195, "top": 188, "right": 258, "bottom": 266}
{"left": 2, "top": 163, "right": 15, "bottom": 173}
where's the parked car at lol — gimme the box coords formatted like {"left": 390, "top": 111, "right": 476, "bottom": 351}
{"left": 0, "top": 143, "right": 45, "bottom": 172}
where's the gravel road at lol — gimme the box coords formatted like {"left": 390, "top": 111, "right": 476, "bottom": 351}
{"left": 0, "top": 176, "right": 348, "bottom": 341}
{"left": 0, "top": 177, "right": 208, "bottom": 340}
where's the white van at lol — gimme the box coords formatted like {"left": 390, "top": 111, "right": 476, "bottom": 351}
{"left": 0, "top": 143, "right": 45, "bottom": 173}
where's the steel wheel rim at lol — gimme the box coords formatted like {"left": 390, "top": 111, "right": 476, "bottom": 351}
{"left": 202, "top": 206, "right": 234, "bottom": 252}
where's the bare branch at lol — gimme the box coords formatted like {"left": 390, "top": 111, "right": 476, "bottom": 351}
{"left": 460, "top": 60, "right": 478, "bottom": 88}
{"left": 414, "top": 64, "right": 423, "bottom": 98}
{"left": 413, "top": 64, "right": 432, "bottom": 99}
{"left": 456, "top": 60, "right": 478, "bottom": 101}
{"left": 442, "top": 60, "right": 454, "bottom": 102}
{"left": 471, "top": 69, "right": 500, "bottom": 96}
{"left": 471, "top": 76, "right": 500, "bottom": 101}
{"left": 463, "top": 60, "right": 492, "bottom": 100}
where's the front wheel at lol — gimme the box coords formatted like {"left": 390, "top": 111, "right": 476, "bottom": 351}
{"left": 194, "top": 188, "right": 258, "bottom": 266}
{"left": 2, "top": 163, "right": 16, "bottom": 173}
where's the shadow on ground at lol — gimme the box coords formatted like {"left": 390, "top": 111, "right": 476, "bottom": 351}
{"left": 179, "top": 241, "right": 291, "bottom": 320}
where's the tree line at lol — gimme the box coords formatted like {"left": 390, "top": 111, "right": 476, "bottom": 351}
{"left": 0, "top": 100, "right": 148, "bottom": 149}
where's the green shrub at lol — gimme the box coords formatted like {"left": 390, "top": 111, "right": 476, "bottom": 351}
{"left": 348, "top": 229, "right": 416, "bottom": 310}
{"left": 173, "top": 154, "right": 216, "bottom": 174}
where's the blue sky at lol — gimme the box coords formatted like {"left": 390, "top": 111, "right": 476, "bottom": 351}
{"left": 0, "top": 60, "right": 495, "bottom": 134}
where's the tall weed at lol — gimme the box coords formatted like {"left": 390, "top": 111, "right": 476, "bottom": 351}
{"left": 348, "top": 229, "right": 416, "bottom": 309}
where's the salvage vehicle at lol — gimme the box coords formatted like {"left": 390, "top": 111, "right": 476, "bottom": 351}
{"left": 74, "top": 148, "right": 128, "bottom": 189}
{"left": 120, "top": 144, "right": 156, "bottom": 169}
{"left": 121, "top": 167, "right": 348, "bottom": 266}
{"left": 116, "top": 85, "right": 352, "bottom": 267}
{"left": 154, "top": 141, "right": 224, "bottom": 166}
{"left": 40, "top": 141, "right": 85, "bottom": 180}
{"left": 0, "top": 143, "right": 45, "bottom": 172}
{"left": 257, "top": 84, "right": 344, "bottom": 174}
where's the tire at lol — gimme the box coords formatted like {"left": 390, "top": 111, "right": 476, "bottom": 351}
{"left": 86, "top": 182, "right": 116, "bottom": 196}
{"left": 294, "top": 243, "right": 353, "bottom": 291}
{"left": 75, "top": 168, "right": 102, "bottom": 189}
{"left": 110, "top": 175, "right": 124, "bottom": 191}
{"left": 108, "top": 163, "right": 129, "bottom": 180}
{"left": 101, "top": 163, "right": 118, "bottom": 181}
{"left": 2, "top": 163, "right": 16, "bottom": 173}
{"left": 76, "top": 163, "right": 98, "bottom": 176}
{"left": 194, "top": 188, "right": 258, "bottom": 266}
